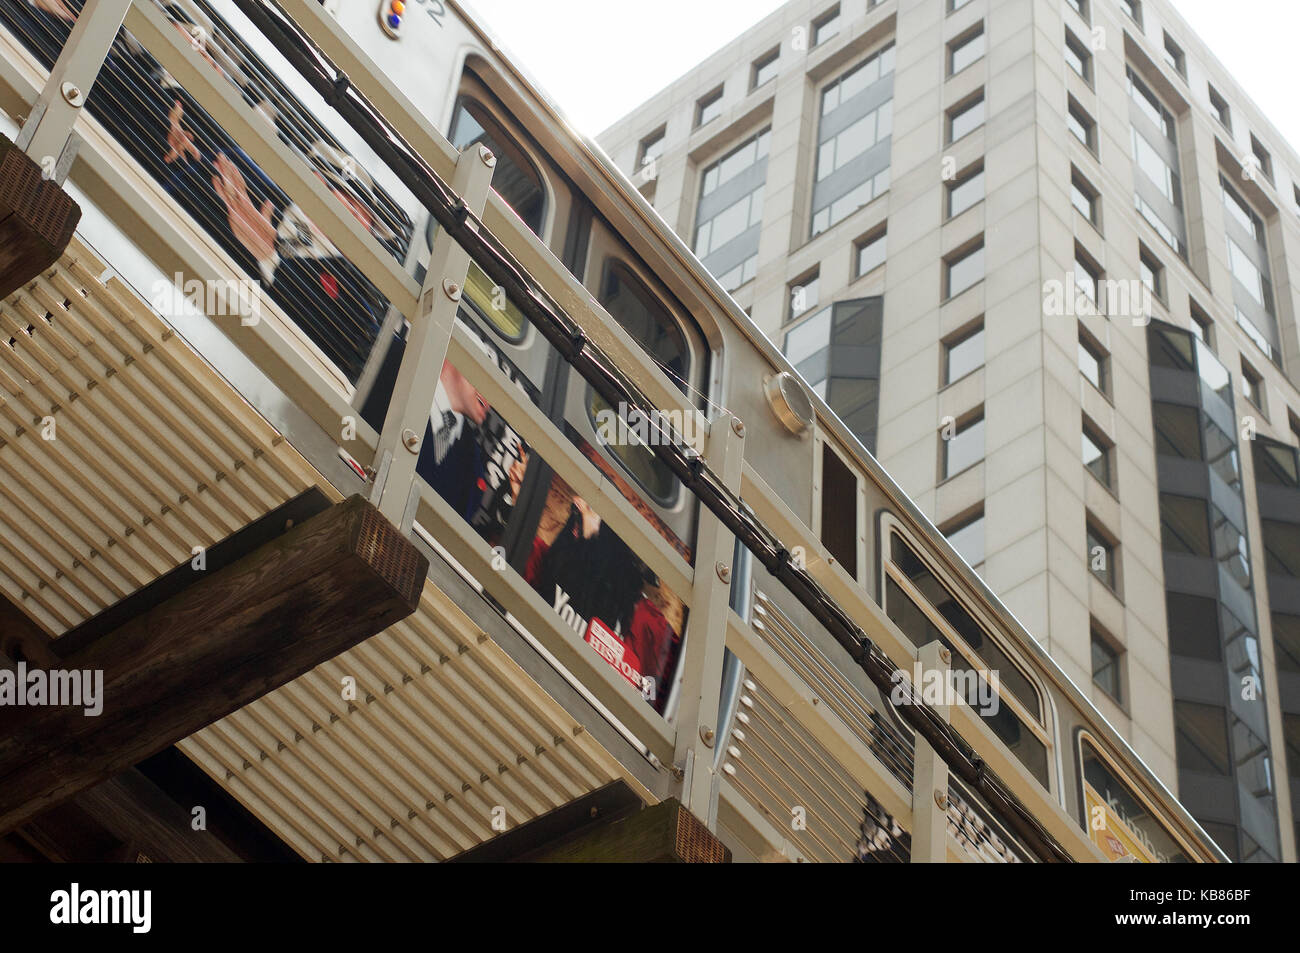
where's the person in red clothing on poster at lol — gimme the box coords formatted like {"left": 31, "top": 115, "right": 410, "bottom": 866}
{"left": 524, "top": 495, "right": 679, "bottom": 712}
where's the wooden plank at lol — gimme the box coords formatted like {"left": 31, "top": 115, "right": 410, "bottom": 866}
{"left": 0, "top": 494, "right": 428, "bottom": 832}
{"left": 0, "top": 135, "right": 81, "bottom": 300}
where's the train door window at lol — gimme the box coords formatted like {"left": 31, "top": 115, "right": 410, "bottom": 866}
{"left": 449, "top": 97, "right": 547, "bottom": 236}
{"left": 1078, "top": 734, "right": 1195, "bottom": 861}
{"left": 819, "top": 442, "right": 859, "bottom": 578}
{"left": 882, "top": 523, "right": 1051, "bottom": 788}
{"left": 586, "top": 262, "right": 695, "bottom": 504}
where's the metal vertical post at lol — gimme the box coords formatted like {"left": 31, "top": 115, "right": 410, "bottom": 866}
{"left": 371, "top": 143, "right": 495, "bottom": 527}
{"left": 911, "top": 639, "right": 951, "bottom": 862}
{"left": 673, "top": 414, "right": 745, "bottom": 826}
{"left": 15, "top": 0, "right": 134, "bottom": 183}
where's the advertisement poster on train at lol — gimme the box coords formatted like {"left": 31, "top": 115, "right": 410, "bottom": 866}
{"left": 521, "top": 470, "right": 687, "bottom": 715}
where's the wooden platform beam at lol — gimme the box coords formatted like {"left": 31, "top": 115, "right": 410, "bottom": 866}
{"left": 450, "top": 782, "right": 731, "bottom": 863}
{"left": 0, "top": 493, "right": 428, "bottom": 832}
{"left": 0, "top": 134, "right": 80, "bottom": 300}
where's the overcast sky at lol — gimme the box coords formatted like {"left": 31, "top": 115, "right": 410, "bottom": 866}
{"left": 465, "top": 0, "right": 1300, "bottom": 154}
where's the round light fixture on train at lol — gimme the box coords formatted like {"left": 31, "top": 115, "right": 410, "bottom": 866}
{"left": 763, "top": 371, "right": 814, "bottom": 437}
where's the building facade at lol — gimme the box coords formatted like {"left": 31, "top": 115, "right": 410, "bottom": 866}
{"left": 599, "top": 0, "right": 1300, "bottom": 862}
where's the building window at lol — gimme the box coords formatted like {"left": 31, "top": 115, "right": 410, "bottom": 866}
{"left": 751, "top": 47, "right": 780, "bottom": 90}
{"left": 637, "top": 126, "right": 666, "bottom": 171}
{"left": 946, "top": 163, "right": 985, "bottom": 219}
{"left": 855, "top": 228, "right": 887, "bottom": 276}
{"left": 693, "top": 128, "right": 770, "bottom": 291}
{"left": 1078, "top": 331, "right": 1109, "bottom": 394}
{"left": 1221, "top": 175, "right": 1279, "bottom": 360}
{"left": 1071, "top": 168, "right": 1099, "bottom": 225}
{"left": 1139, "top": 244, "right": 1164, "bottom": 302}
{"left": 949, "top": 23, "right": 986, "bottom": 76}
{"left": 945, "top": 240, "right": 985, "bottom": 298}
{"left": 1127, "top": 68, "right": 1187, "bottom": 258}
{"left": 1189, "top": 298, "right": 1214, "bottom": 348}
{"left": 1082, "top": 418, "right": 1114, "bottom": 487}
{"left": 1249, "top": 134, "right": 1273, "bottom": 182}
{"left": 944, "top": 321, "right": 985, "bottom": 384}
{"left": 789, "top": 268, "right": 820, "bottom": 320}
{"left": 1119, "top": 0, "right": 1142, "bottom": 27}
{"left": 1241, "top": 359, "right": 1266, "bottom": 415}
{"left": 695, "top": 87, "right": 724, "bottom": 128}
{"left": 943, "top": 410, "right": 985, "bottom": 479}
{"left": 1065, "top": 0, "right": 1088, "bottom": 19}
{"left": 813, "top": 5, "right": 842, "bottom": 47}
{"left": 1067, "top": 97, "right": 1096, "bottom": 152}
{"left": 943, "top": 508, "right": 986, "bottom": 567}
{"left": 947, "top": 91, "right": 986, "bottom": 143}
{"left": 1074, "top": 246, "right": 1100, "bottom": 309}
{"left": 1159, "top": 492, "right": 1212, "bottom": 557}
{"left": 883, "top": 528, "right": 1050, "bottom": 787}
{"left": 1163, "top": 32, "right": 1185, "bottom": 77}
{"left": 1091, "top": 627, "right": 1123, "bottom": 702}
{"left": 1064, "top": 30, "right": 1091, "bottom": 83}
{"left": 450, "top": 97, "right": 547, "bottom": 236}
{"left": 1208, "top": 85, "right": 1231, "bottom": 131}
{"left": 784, "top": 299, "right": 883, "bottom": 453}
{"left": 1087, "top": 520, "right": 1117, "bottom": 590}
{"left": 810, "top": 44, "right": 896, "bottom": 236}
{"left": 948, "top": 0, "right": 975, "bottom": 11}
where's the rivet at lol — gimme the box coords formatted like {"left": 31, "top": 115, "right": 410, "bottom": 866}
{"left": 731, "top": 416, "right": 746, "bottom": 437}
{"left": 401, "top": 428, "right": 420, "bottom": 453}
{"left": 699, "top": 726, "right": 715, "bottom": 747}
{"left": 442, "top": 278, "right": 461, "bottom": 301}
{"left": 60, "top": 82, "right": 83, "bottom": 107}
{"left": 938, "top": 647, "right": 952, "bottom": 665}
{"left": 715, "top": 562, "right": 731, "bottom": 583}
{"left": 934, "top": 790, "right": 949, "bottom": 810}
{"left": 478, "top": 144, "right": 497, "bottom": 167}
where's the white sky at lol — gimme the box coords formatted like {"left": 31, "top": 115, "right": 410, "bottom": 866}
{"left": 465, "top": 0, "right": 1300, "bottom": 156}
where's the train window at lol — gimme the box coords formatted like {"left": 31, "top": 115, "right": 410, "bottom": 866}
{"left": 819, "top": 443, "right": 859, "bottom": 578}
{"left": 601, "top": 262, "right": 691, "bottom": 385}
{"left": 883, "top": 527, "right": 1051, "bottom": 787}
{"left": 586, "top": 262, "right": 694, "bottom": 505}
{"left": 463, "top": 260, "right": 527, "bottom": 342}
{"left": 449, "top": 97, "right": 547, "bottom": 235}
{"left": 1078, "top": 734, "right": 1194, "bottom": 862}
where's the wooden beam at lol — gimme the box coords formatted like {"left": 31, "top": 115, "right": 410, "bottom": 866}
{"left": 0, "top": 134, "right": 81, "bottom": 300}
{"left": 0, "top": 494, "right": 428, "bottom": 832}
{"left": 450, "top": 783, "right": 731, "bottom": 863}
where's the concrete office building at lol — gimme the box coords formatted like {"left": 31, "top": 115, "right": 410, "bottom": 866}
{"left": 599, "top": 0, "right": 1300, "bottom": 861}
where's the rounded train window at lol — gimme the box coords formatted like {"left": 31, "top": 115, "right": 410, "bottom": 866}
{"left": 587, "top": 262, "right": 695, "bottom": 505}
{"left": 449, "top": 97, "right": 547, "bottom": 236}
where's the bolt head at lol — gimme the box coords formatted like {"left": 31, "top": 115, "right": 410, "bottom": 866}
{"left": 934, "top": 790, "right": 949, "bottom": 810}
{"left": 478, "top": 144, "right": 497, "bottom": 167}
{"left": 715, "top": 561, "right": 731, "bottom": 583}
{"left": 401, "top": 428, "right": 420, "bottom": 453}
{"left": 730, "top": 416, "right": 746, "bottom": 437}
{"left": 938, "top": 647, "right": 952, "bottom": 665}
{"left": 60, "top": 82, "right": 83, "bottom": 107}
{"left": 442, "top": 278, "right": 461, "bottom": 301}
{"left": 700, "top": 726, "right": 715, "bottom": 747}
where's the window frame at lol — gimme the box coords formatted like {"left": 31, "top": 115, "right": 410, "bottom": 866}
{"left": 946, "top": 161, "right": 985, "bottom": 219}
{"left": 855, "top": 227, "right": 888, "bottom": 277}
{"left": 695, "top": 87, "right": 724, "bottom": 129}
{"left": 1082, "top": 416, "right": 1115, "bottom": 489}
{"left": 945, "top": 238, "right": 986, "bottom": 300}
{"left": 1064, "top": 29, "right": 1092, "bottom": 84}
{"left": 1090, "top": 625, "right": 1124, "bottom": 705}
{"left": 948, "top": 22, "right": 986, "bottom": 77}
{"left": 751, "top": 47, "right": 780, "bottom": 91}
{"left": 1162, "top": 32, "right": 1186, "bottom": 78}
{"left": 947, "top": 90, "right": 986, "bottom": 144}
{"left": 879, "top": 515, "right": 1054, "bottom": 788}
{"left": 1086, "top": 518, "right": 1120, "bottom": 593}
{"left": 942, "top": 408, "right": 986, "bottom": 480}
{"left": 943, "top": 320, "right": 985, "bottom": 386}
{"left": 812, "top": 4, "right": 842, "bottom": 47}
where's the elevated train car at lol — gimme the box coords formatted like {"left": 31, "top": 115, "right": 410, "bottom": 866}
{"left": 0, "top": 0, "right": 1224, "bottom": 862}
